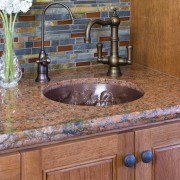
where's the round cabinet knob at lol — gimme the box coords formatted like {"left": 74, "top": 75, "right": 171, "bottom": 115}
{"left": 124, "top": 154, "right": 137, "bottom": 167}
{"left": 141, "top": 150, "right": 153, "bottom": 163}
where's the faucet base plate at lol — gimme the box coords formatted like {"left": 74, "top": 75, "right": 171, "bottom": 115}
{"left": 35, "top": 74, "right": 50, "bottom": 83}
{"left": 107, "top": 67, "right": 122, "bottom": 77}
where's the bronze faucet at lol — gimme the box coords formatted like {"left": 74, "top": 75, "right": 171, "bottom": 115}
{"left": 36, "top": 3, "right": 74, "bottom": 83}
{"left": 84, "top": 8, "right": 132, "bottom": 77}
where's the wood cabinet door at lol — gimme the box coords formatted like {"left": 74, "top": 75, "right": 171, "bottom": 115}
{"left": 46, "top": 158, "right": 115, "bottom": 180}
{"left": 135, "top": 122, "right": 180, "bottom": 180}
{"left": 21, "top": 132, "right": 134, "bottom": 180}
{"left": 0, "top": 152, "right": 20, "bottom": 180}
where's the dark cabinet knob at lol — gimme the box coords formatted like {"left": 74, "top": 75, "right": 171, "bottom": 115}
{"left": 124, "top": 154, "right": 137, "bottom": 167}
{"left": 141, "top": 150, "right": 153, "bottom": 163}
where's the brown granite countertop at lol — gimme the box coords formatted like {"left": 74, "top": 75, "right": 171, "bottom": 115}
{"left": 0, "top": 64, "right": 180, "bottom": 152}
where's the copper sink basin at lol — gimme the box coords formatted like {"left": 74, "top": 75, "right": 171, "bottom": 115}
{"left": 43, "top": 78, "right": 144, "bottom": 106}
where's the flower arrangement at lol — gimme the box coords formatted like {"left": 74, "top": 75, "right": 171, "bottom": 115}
{"left": 0, "top": 0, "right": 33, "bottom": 88}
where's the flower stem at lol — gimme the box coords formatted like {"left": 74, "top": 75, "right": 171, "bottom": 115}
{"left": 12, "top": 13, "right": 18, "bottom": 32}
{"left": 0, "top": 11, "right": 17, "bottom": 82}
{"left": 0, "top": 11, "right": 6, "bottom": 25}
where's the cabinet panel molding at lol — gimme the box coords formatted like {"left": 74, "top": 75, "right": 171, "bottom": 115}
{"left": 46, "top": 158, "right": 114, "bottom": 180}
{"left": 135, "top": 123, "right": 180, "bottom": 180}
{"left": 155, "top": 144, "right": 180, "bottom": 180}
{"left": 19, "top": 133, "right": 135, "bottom": 180}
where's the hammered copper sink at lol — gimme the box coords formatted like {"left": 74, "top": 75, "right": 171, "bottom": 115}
{"left": 43, "top": 78, "right": 144, "bottom": 106}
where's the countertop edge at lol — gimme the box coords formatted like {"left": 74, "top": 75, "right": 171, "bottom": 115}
{"left": 0, "top": 105, "right": 180, "bottom": 152}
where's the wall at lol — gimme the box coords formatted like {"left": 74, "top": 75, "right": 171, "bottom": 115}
{"left": 131, "top": 0, "right": 180, "bottom": 77}
{"left": 0, "top": 0, "right": 130, "bottom": 73}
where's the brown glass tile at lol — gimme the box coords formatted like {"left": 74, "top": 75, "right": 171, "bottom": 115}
{"left": 34, "top": 41, "right": 50, "bottom": 47}
{"left": 0, "top": 38, "right": 17, "bottom": 43}
{"left": 99, "top": 37, "right": 111, "bottom": 42}
{"left": 19, "top": 59, "right": 26, "bottom": 64}
{"left": 58, "top": 20, "right": 73, "bottom": 25}
{"left": 0, "top": 39, "right": 4, "bottom": 43}
{"left": 86, "top": 12, "right": 100, "bottom": 18}
{"left": 0, "top": 51, "right": 3, "bottom": 56}
{"left": 71, "top": 33, "right": 85, "bottom": 38}
{"left": 14, "top": 37, "right": 18, "bottom": 42}
{"left": 120, "top": 17, "right": 130, "bottom": 21}
{"left": 119, "top": 41, "right": 129, "bottom": 46}
{"left": 17, "top": 27, "right": 36, "bottom": 33}
{"left": 28, "top": 58, "right": 38, "bottom": 63}
{"left": 14, "top": 42, "right": 24, "bottom": 49}
{"left": 19, "top": 16, "right": 36, "bottom": 22}
{"left": 76, "top": 61, "right": 90, "bottom": 67}
{"left": 94, "top": 52, "right": 108, "bottom": 57}
{"left": 58, "top": 45, "right": 73, "bottom": 52}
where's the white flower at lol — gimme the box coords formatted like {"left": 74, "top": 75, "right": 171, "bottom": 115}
{"left": 0, "top": 0, "right": 10, "bottom": 11}
{"left": 0, "top": 0, "right": 33, "bottom": 14}
{"left": 13, "top": 0, "right": 21, "bottom": 13}
{"left": 0, "top": 0, "right": 7, "bottom": 11}
{"left": 20, "top": 0, "right": 32, "bottom": 13}
{"left": 5, "top": 0, "right": 14, "bottom": 14}
{"left": 0, "top": 0, "right": 12, "bottom": 14}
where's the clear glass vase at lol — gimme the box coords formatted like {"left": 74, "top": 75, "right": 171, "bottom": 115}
{"left": 0, "top": 31, "right": 22, "bottom": 88}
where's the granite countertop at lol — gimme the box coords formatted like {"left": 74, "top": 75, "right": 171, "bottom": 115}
{"left": 0, "top": 64, "right": 180, "bottom": 152}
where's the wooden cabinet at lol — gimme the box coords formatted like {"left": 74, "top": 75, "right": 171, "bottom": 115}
{"left": 0, "top": 122, "right": 179, "bottom": 180}
{"left": 20, "top": 122, "right": 180, "bottom": 180}
{"left": 21, "top": 132, "right": 134, "bottom": 180}
{"left": 135, "top": 123, "right": 180, "bottom": 180}
{"left": 0, "top": 152, "right": 20, "bottom": 180}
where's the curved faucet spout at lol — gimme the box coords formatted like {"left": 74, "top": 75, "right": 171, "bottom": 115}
{"left": 84, "top": 19, "right": 112, "bottom": 43}
{"left": 36, "top": 2, "right": 74, "bottom": 83}
{"left": 84, "top": 8, "right": 132, "bottom": 77}
{"left": 41, "top": 3, "right": 74, "bottom": 51}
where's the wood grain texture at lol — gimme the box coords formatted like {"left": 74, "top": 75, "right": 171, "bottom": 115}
{"left": 46, "top": 159, "right": 113, "bottom": 180}
{"left": 135, "top": 122, "right": 180, "bottom": 180}
{"left": 42, "top": 134, "right": 119, "bottom": 170}
{"left": 117, "top": 132, "right": 135, "bottom": 180}
{"left": 18, "top": 133, "right": 134, "bottom": 180}
{"left": 155, "top": 145, "right": 180, "bottom": 180}
{"left": 131, "top": 0, "right": 180, "bottom": 77}
{"left": 21, "top": 149, "right": 42, "bottom": 180}
{"left": 42, "top": 133, "right": 134, "bottom": 180}
{"left": 0, "top": 153, "right": 20, "bottom": 180}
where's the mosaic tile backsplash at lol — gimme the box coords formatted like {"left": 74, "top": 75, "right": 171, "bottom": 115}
{"left": 0, "top": 0, "right": 130, "bottom": 73}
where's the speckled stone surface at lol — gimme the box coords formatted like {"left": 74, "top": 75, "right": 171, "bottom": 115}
{"left": 0, "top": 64, "right": 180, "bottom": 152}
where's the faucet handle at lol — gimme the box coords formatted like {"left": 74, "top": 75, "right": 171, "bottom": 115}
{"left": 113, "top": 8, "right": 117, "bottom": 12}
{"left": 126, "top": 45, "right": 132, "bottom": 64}
{"left": 97, "top": 43, "right": 103, "bottom": 59}
{"left": 37, "top": 56, "right": 51, "bottom": 66}
{"left": 112, "top": 8, "right": 117, "bottom": 15}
